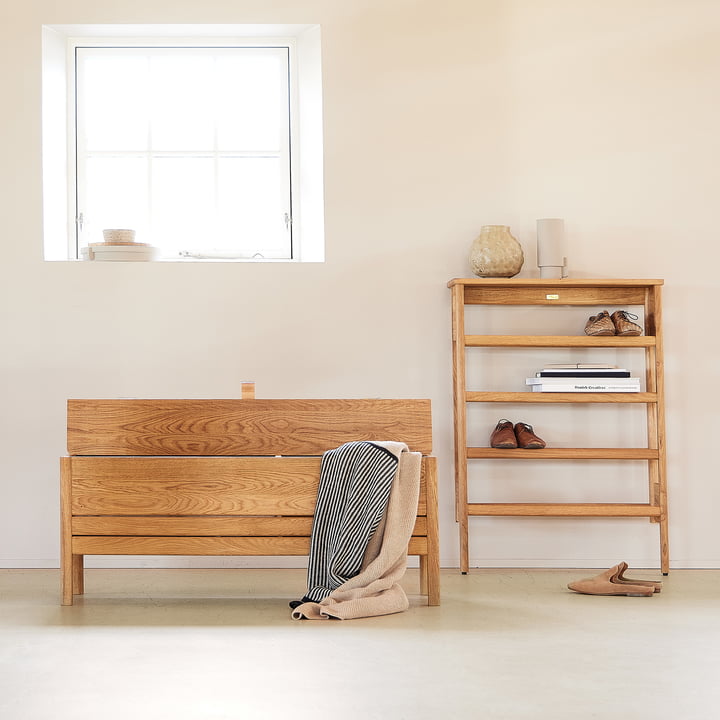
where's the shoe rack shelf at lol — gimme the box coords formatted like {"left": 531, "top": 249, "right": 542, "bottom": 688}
{"left": 448, "top": 278, "right": 668, "bottom": 574}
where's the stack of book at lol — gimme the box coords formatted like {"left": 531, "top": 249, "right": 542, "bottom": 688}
{"left": 526, "top": 364, "right": 641, "bottom": 392}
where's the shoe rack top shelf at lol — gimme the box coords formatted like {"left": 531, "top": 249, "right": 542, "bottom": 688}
{"left": 447, "top": 278, "right": 664, "bottom": 307}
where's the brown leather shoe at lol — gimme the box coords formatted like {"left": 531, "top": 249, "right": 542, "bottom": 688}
{"left": 584, "top": 310, "right": 615, "bottom": 336}
{"left": 611, "top": 310, "right": 642, "bottom": 336}
{"left": 514, "top": 422, "right": 545, "bottom": 449}
{"left": 490, "top": 419, "right": 517, "bottom": 448}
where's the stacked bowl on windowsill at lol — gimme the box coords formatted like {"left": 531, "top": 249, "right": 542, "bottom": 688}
{"left": 81, "top": 229, "right": 158, "bottom": 261}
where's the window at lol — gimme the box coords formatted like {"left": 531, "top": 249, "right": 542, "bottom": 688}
{"left": 42, "top": 26, "right": 324, "bottom": 262}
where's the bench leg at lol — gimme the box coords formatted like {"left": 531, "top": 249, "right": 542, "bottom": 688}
{"left": 61, "top": 554, "right": 83, "bottom": 606}
{"left": 419, "top": 555, "right": 428, "bottom": 595}
{"left": 418, "top": 555, "right": 440, "bottom": 606}
{"left": 72, "top": 554, "right": 84, "bottom": 596}
{"left": 60, "top": 457, "right": 74, "bottom": 606}
{"left": 426, "top": 555, "right": 440, "bottom": 606}
{"left": 61, "top": 554, "right": 74, "bottom": 606}
{"left": 424, "top": 456, "right": 440, "bottom": 605}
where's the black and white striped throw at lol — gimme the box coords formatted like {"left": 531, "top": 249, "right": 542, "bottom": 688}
{"left": 293, "top": 441, "right": 400, "bottom": 605}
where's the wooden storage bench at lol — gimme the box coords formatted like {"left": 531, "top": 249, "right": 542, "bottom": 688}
{"left": 60, "top": 395, "right": 439, "bottom": 606}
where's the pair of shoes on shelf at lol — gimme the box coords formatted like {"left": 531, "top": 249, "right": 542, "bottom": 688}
{"left": 490, "top": 419, "right": 546, "bottom": 449}
{"left": 567, "top": 561, "right": 662, "bottom": 596}
{"left": 585, "top": 310, "right": 643, "bottom": 336}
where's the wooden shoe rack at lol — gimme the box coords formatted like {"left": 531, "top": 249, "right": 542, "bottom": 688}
{"left": 448, "top": 278, "right": 668, "bottom": 574}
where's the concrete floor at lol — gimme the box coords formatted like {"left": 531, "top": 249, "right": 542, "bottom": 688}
{"left": 1, "top": 567, "right": 718, "bottom": 719}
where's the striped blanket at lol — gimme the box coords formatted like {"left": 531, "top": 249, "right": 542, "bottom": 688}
{"left": 291, "top": 440, "right": 421, "bottom": 620}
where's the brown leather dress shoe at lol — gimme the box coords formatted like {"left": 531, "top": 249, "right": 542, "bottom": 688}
{"left": 514, "top": 422, "right": 545, "bottom": 449}
{"left": 584, "top": 310, "right": 615, "bottom": 336}
{"left": 490, "top": 419, "right": 517, "bottom": 448}
{"left": 611, "top": 310, "right": 643, "bottom": 336}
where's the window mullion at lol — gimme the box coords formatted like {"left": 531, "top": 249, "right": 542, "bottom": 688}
{"left": 212, "top": 54, "right": 220, "bottom": 250}
{"left": 147, "top": 53, "right": 154, "bottom": 250}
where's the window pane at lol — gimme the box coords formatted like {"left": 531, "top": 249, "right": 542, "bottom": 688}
{"left": 216, "top": 54, "right": 286, "bottom": 151}
{"left": 81, "top": 54, "right": 149, "bottom": 151}
{"left": 150, "top": 55, "right": 216, "bottom": 151}
{"left": 83, "top": 156, "right": 149, "bottom": 243}
{"left": 151, "top": 157, "right": 215, "bottom": 255}
{"left": 218, "top": 157, "right": 288, "bottom": 255}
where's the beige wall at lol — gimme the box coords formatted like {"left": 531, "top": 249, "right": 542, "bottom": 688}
{"left": 1, "top": 0, "right": 718, "bottom": 569}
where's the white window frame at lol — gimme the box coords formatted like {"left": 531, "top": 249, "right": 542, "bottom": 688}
{"left": 73, "top": 43, "right": 293, "bottom": 260}
{"left": 42, "top": 25, "right": 325, "bottom": 262}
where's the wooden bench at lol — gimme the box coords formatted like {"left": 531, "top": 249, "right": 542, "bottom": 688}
{"left": 60, "top": 392, "right": 439, "bottom": 606}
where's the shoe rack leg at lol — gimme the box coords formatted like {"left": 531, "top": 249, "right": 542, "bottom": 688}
{"left": 451, "top": 285, "right": 470, "bottom": 574}
{"left": 647, "top": 285, "right": 669, "bottom": 574}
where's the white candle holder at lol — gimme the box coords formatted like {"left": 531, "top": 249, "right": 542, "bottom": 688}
{"left": 536, "top": 218, "right": 568, "bottom": 279}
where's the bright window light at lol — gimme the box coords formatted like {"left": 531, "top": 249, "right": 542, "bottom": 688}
{"left": 75, "top": 46, "right": 292, "bottom": 259}
{"left": 41, "top": 25, "right": 325, "bottom": 262}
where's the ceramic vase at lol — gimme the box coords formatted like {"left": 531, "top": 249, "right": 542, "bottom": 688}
{"left": 469, "top": 225, "right": 524, "bottom": 277}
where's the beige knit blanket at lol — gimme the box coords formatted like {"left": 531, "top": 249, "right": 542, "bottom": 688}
{"left": 290, "top": 441, "right": 421, "bottom": 620}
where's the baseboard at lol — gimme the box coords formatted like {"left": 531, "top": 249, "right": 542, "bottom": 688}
{"left": 0, "top": 557, "right": 309, "bottom": 569}
{"left": 1, "top": 556, "right": 422, "bottom": 570}
{"left": 461, "top": 558, "right": 720, "bottom": 570}
{"left": 3, "top": 558, "right": 720, "bottom": 570}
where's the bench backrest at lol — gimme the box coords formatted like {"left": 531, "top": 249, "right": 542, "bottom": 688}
{"left": 67, "top": 399, "right": 433, "bottom": 456}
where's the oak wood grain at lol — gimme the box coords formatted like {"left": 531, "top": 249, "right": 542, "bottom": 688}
{"left": 466, "top": 391, "right": 657, "bottom": 403}
{"left": 467, "top": 503, "right": 662, "bottom": 517}
{"left": 72, "top": 535, "right": 429, "bottom": 556}
{"left": 467, "top": 448, "right": 661, "bottom": 459}
{"left": 67, "top": 398, "right": 432, "bottom": 456}
{"left": 68, "top": 456, "right": 429, "bottom": 516}
{"left": 71, "top": 516, "right": 428, "bottom": 537}
{"left": 464, "top": 335, "right": 656, "bottom": 347}
{"left": 447, "top": 278, "right": 664, "bottom": 307}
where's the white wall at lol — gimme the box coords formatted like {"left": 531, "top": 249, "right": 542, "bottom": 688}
{"left": 1, "top": 0, "right": 718, "bottom": 570}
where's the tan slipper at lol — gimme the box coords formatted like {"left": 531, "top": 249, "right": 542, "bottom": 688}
{"left": 614, "top": 561, "right": 662, "bottom": 593}
{"left": 567, "top": 564, "right": 654, "bottom": 596}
